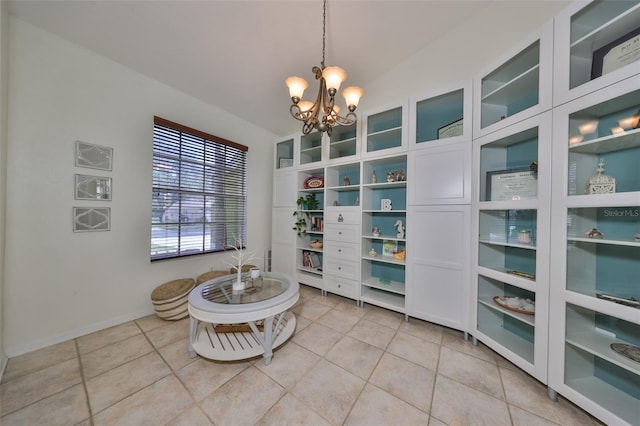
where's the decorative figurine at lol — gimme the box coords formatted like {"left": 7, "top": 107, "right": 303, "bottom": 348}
{"left": 343, "top": 175, "right": 350, "bottom": 186}
{"left": 394, "top": 169, "right": 406, "bottom": 182}
{"left": 371, "top": 171, "right": 377, "bottom": 184}
{"left": 587, "top": 158, "right": 615, "bottom": 194}
{"left": 394, "top": 219, "right": 405, "bottom": 239}
{"left": 369, "top": 248, "right": 377, "bottom": 257}
{"left": 372, "top": 227, "right": 381, "bottom": 237}
{"left": 586, "top": 228, "right": 604, "bottom": 239}
{"left": 386, "top": 172, "right": 395, "bottom": 182}
{"left": 634, "top": 233, "right": 640, "bottom": 242}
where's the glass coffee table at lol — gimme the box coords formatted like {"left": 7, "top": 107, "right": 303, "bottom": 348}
{"left": 188, "top": 271, "right": 299, "bottom": 365}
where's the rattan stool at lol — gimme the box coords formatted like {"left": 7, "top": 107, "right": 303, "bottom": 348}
{"left": 229, "top": 264, "right": 257, "bottom": 274}
{"left": 196, "top": 270, "right": 230, "bottom": 284}
{"left": 150, "top": 278, "right": 195, "bottom": 320}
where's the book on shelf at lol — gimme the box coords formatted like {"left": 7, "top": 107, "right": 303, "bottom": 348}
{"left": 309, "top": 252, "right": 321, "bottom": 268}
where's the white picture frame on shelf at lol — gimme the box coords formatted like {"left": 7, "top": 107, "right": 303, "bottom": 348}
{"left": 486, "top": 168, "right": 538, "bottom": 201}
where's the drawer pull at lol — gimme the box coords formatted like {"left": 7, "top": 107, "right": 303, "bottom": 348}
{"left": 338, "top": 214, "right": 344, "bottom": 222}
{"left": 338, "top": 249, "right": 342, "bottom": 252}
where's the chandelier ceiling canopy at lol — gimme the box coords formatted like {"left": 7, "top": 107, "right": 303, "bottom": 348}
{"left": 286, "top": 0, "right": 363, "bottom": 136}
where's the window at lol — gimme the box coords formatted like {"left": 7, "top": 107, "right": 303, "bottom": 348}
{"left": 151, "top": 116, "right": 248, "bottom": 260}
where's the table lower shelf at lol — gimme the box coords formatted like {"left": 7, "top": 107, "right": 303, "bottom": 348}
{"left": 191, "top": 311, "right": 296, "bottom": 361}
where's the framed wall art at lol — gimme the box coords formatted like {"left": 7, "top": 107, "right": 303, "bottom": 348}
{"left": 74, "top": 174, "right": 112, "bottom": 200}
{"left": 73, "top": 207, "right": 111, "bottom": 232}
{"left": 75, "top": 141, "right": 113, "bottom": 171}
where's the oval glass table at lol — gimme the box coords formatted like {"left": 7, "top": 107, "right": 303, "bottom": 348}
{"left": 188, "top": 272, "right": 299, "bottom": 365}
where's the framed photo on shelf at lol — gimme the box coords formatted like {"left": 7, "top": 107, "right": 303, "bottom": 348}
{"left": 437, "top": 118, "right": 463, "bottom": 139}
{"left": 591, "top": 26, "right": 640, "bottom": 79}
{"left": 279, "top": 158, "right": 293, "bottom": 168}
{"left": 486, "top": 168, "right": 537, "bottom": 201}
{"left": 382, "top": 240, "right": 397, "bottom": 257}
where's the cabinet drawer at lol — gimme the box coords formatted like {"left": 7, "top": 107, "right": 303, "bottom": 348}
{"left": 323, "top": 258, "right": 360, "bottom": 280}
{"left": 324, "top": 225, "right": 359, "bottom": 242}
{"left": 324, "top": 275, "right": 359, "bottom": 299}
{"left": 324, "top": 209, "right": 359, "bottom": 225}
{"left": 323, "top": 241, "right": 359, "bottom": 260}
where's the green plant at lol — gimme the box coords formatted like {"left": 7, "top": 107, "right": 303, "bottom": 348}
{"left": 292, "top": 193, "right": 319, "bottom": 236}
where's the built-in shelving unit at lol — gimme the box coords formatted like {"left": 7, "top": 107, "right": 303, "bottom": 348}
{"left": 271, "top": 2, "right": 640, "bottom": 423}
{"left": 553, "top": 0, "right": 640, "bottom": 105}
{"left": 549, "top": 77, "right": 639, "bottom": 426}
{"left": 329, "top": 123, "right": 359, "bottom": 161}
{"left": 360, "top": 155, "right": 407, "bottom": 313}
{"left": 362, "top": 102, "right": 408, "bottom": 157}
{"left": 275, "top": 137, "right": 295, "bottom": 170}
{"left": 294, "top": 168, "right": 325, "bottom": 289}
{"left": 474, "top": 21, "right": 553, "bottom": 138}
{"left": 472, "top": 112, "right": 551, "bottom": 382}
{"left": 299, "top": 131, "right": 323, "bottom": 166}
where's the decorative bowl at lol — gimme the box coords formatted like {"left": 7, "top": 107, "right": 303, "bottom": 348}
{"left": 310, "top": 240, "right": 323, "bottom": 249}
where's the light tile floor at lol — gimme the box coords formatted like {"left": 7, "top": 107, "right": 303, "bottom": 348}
{"left": 1, "top": 285, "right": 603, "bottom": 425}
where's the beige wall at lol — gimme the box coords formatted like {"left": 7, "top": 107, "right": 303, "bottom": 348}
{"left": 4, "top": 17, "right": 276, "bottom": 355}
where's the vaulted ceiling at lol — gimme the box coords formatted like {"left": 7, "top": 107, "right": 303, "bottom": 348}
{"left": 8, "top": 0, "right": 494, "bottom": 136}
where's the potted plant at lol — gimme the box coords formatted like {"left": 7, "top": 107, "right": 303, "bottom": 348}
{"left": 293, "top": 193, "right": 319, "bottom": 236}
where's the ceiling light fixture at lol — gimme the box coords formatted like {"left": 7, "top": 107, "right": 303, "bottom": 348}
{"left": 286, "top": 0, "right": 363, "bottom": 135}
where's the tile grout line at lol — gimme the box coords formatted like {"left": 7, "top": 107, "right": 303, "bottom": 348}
{"left": 74, "top": 338, "right": 95, "bottom": 426}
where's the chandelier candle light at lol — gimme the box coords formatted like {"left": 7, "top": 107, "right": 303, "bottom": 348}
{"left": 286, "top": 0, "right": 363, "bottom": 135}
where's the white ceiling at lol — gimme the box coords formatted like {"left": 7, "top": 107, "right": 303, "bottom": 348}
{"left": 8, "top": 0, "right": 493, "bottom": 136}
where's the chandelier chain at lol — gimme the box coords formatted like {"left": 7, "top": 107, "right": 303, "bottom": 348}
{"left": 321, "top": 0, "right": 326, "bottom": 69}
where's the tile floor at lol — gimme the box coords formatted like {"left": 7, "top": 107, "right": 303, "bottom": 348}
{"left": 1, "top": 285, "right": 602, "bottom": 425}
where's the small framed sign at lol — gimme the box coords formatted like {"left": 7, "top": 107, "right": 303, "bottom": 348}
{"left": 278, "top": 158, "right": 293, "bottom": 168}
{"left": 591, "top": 26, "right": 640, "bottom": 79}
{"left": 437, "top": 118, "right": 463, "bottom": 139}
{"left": 486, "top": 168, "right": 538, "bottom": 201}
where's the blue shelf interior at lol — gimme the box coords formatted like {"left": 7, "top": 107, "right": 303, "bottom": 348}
{"left": 416, "top": 89, "right": 464, "bottom": 142}
{"left": 370, "top": 187, "right": 406, "bottom": 211}
{"left": 370, "top": 213, "right": 406, "bottom": 237}
{"left": 593, "top": 313, "right": 640, "bottom": 399}
{"left": 370, "top": 261, "right": 405, "bottom": 284}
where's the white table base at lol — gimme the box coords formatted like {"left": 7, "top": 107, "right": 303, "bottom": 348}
{"left": 189, "top": 311, "right": 296, "bottom": 365}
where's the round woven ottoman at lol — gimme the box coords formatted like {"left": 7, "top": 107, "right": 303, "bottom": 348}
{"left": 196, "top": 270, "right": 230, "bottom": 284}
{"left": 151, "top": 278, "right": 195, "bottom": 320}
{"left": 229, "top": 264, "right": 257, "bottom": 274}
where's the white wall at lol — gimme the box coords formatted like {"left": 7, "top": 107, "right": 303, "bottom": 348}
{"left": 4, "top": 17, "right": 276, "bottom": 356}
{"left": 1, "top": 0, "right": 9, "bottom": 372}
{"left": 362, "top": 1, "right": 570, "bottom": 109}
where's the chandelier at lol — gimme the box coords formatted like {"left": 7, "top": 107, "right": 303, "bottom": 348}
{"left": 286, "top": 0, "right": 363, "bottom": 135}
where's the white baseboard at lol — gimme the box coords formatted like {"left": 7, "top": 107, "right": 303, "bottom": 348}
{"left": 4, "top": 307, "right": 155, "bottom": 358}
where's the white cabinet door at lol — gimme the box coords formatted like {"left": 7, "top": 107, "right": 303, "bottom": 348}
{"left": 406, "top": 205, "right": 470, "bottom": 331}
{"left": 271, "top": 207, "right": 295, "bottom": 276}
{"left": 408, "top": 141, "right": 471, "bottom": 205}
{"left": 273, "top": 170, "right": 297, "bottom": 207}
